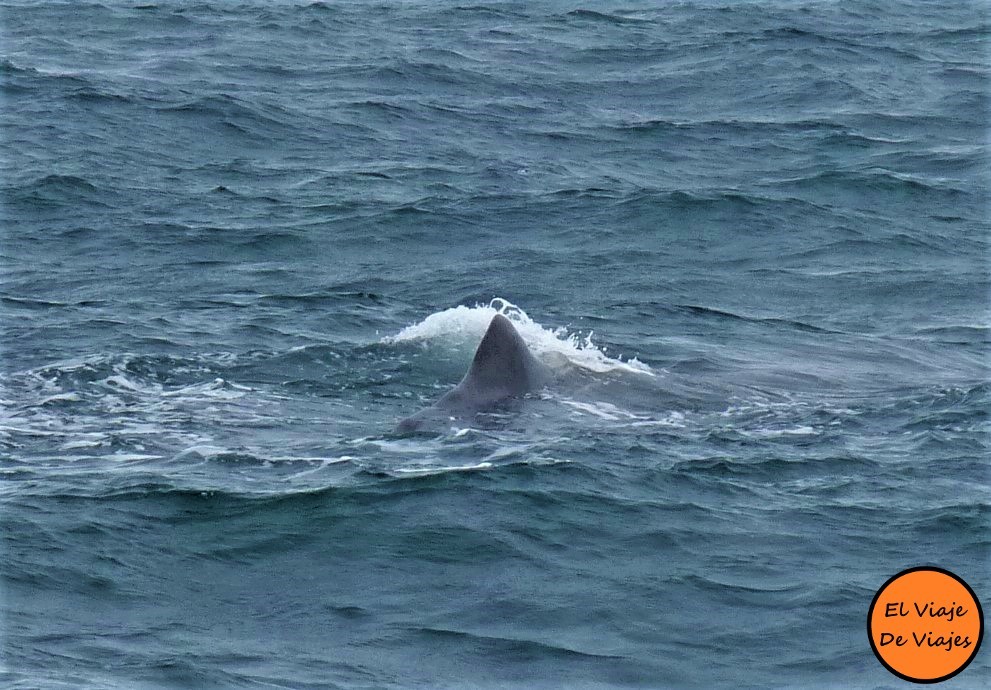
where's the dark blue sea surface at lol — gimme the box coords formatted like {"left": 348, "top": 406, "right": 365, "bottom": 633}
{"left": 1, "top": 1, "right": 989, "bottom": 687}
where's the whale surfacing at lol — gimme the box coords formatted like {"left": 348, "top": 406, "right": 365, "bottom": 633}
{"left": 397, "top": 313, "right": 549, "bottom": 433}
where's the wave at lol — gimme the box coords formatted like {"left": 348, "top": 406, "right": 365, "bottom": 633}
{"left": 0, "top": 448, "right": 569, "bottom": 504}
{"left": 256, "top": 289, "right": 385, "bottom": 308}
{"left": 3, "top": 173, "right": 113, "bottom": 209}
{"left": 767, "top": 167, "right": 972, "bottom": 199}
{"left": 563, "top": 9, "right": 651, "bottom": 26}
{"left": 0, "top": 295, "right": 103, "bottom": 311}
{"left": 154, "top": 94, "right": 301, "bottom": 138}
{"left": 407, "top": 626, "right": 625, "bottom": 660}
{"left": 447, "top": 5, "right": 529, "bottom": 20}
{"left": 605, "top": 115, "right": 848, "bottom": 135}
{"left": 681, "top": 573, "right": 805, "bottom": 599}
{"left": 671, "top": 454, "right": 880, "bottom": 481}
{"left": 774, "top": 236, "right": 960, "bottom": 264}
{"left": 340, "top": 59, "right": 509, "bottom": 93}
{"left": 910, "top": 325, "right": 990, "bottom": 345}
{"left": 0, "top": 59, "right": 92, "bottom": 92}
{"left": 64, "top": 87, "right": 139, "bottom": 105}
{"left": 610, "top": 188, "right": 825, "bottom": 215}
{"left": 673, "top": 304, "right": 842, "bottom": 335}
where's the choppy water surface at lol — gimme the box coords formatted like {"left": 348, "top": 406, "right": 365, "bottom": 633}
{"left": 1, "top": 1, "right": 988, "bottom": 688}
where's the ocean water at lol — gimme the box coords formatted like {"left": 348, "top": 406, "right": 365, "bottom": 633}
{"left": 1, "top": 0, "right": 988, "bottom": 687}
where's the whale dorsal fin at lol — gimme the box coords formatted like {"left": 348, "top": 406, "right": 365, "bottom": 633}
{"left": 460, "top": 313, "right": 538, "bottom": 398}
{"left": 396, "top": 313, "right": 548, "bottom": 433}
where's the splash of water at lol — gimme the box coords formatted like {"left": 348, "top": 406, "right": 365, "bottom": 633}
{"left": 383, "top": 298, "right": 654, "bottom": 376}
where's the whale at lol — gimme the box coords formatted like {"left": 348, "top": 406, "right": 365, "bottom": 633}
{"left": 396, "top": 313, "right": 550, "bottom": 433}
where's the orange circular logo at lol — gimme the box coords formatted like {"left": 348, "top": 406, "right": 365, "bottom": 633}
{"left": 868, "top": 567, "right": 984, "bottom": 683}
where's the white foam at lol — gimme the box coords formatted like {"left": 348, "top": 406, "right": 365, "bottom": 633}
{"left": 560, "top": 399, "right": 649, "bottom": 420}
{"left": 741, "top": 426, "right": 818, "bottom": 438}
{"left": 283, "top": 456, "right": 352, "bottom": 481}
{"left": 174, "top": 445, "right": 228, "bottom": 460}
{"left": 560, "top": 399, "right": 688, "bottom": 428}
{"left": 103, "top": 374, "right": 146, "bottom": 392}
{"left": 383, "top": 298, "right": 654, "bottom": 377}
{"left": 162, "top": 378, "right": 250, "bottom": 399}
{"left": 38, "top": 393, "right": 81, "bottom": 405}
{"left": 562, "top": 400, "right": 621, "bottom": 420}
{"left": 108, "top": 452, "right": 161, "bottom": 462}
{"left": 393, "top": 461, "right": 493, "bottom": 476}
{"left": 60, "top": 437, "right": 106, "bottom": 450}
{"left": 624, "top": 411, "right": 688, "bottom": 429}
